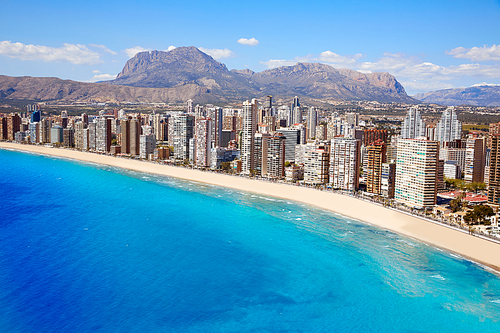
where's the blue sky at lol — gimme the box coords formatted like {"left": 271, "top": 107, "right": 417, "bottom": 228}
{"left": 1, "top": 0, "right": 499, "bottom": 94}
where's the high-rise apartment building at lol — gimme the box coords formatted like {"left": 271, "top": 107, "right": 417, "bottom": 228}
{"left": 173, "top": 114, "right": 194, "bottom": 160}
{"left": 304, "top": 149, "right": 330, "bottom": 184}
{"left": 280, "top": 128, "right": 301, "bottom": 163}
{"left": 488, "top": 135, "right": 500, "bottom": 205}
{"left": 464, "top": 137, "right": 485, "bottom": 183}
{"left": 120, "top": 118, "right": 131, "bottom": 154}
{"left": 266, "top": 133, "right": 286, "bottom": 179}
{"left": 395, "top": 139, "right": 439, "bottom": 208}
{"left": 254, "top": 132, "right": 271, "bottom": 176}
{"left": 50, "top": 126, "right": 63, "bottom": 144}
{"left": 435, "top": 106, "right": 461, "bottom": 144}
{"left": 29, "top": 122, "right": 39, "bottom": 144}
{"left": 329, "top": 137, "right": 361, "bottom": 191}
{"left": 39, "top": 118, "right": 51, "bottom": 143}
{"left": 366, "top": 140, "right": 386, "bottom": 195}
{"left": 6, "top": 114, "right": 21, "bottom": 141}
{"left": 63, "top": 127, "right": 74, "bottom": 147}
{"left": 96, "top": 117, "right": 111, "bottom": 152}
{"left": 363, "top": 129, "right": 388, "bottom": 146}
{"left": 381, "top": 163, "right": 396, "bottom": 198}
{"left": 345, "top": 113, "right": 359, "bottom": 127}
{"left": 439, "top": 146, "right": 466, "bottom": 173}
{"left": 130, "top": 118, "right": 141, "bottom": 156}
{"left": 195, "top": 117, "right": 212, "bottom": 167}
{"left": 241, "top": 99, "right": 257, "bottom": 174}
{"left": 401, "top": 107, "right": 426, "bottom": 139}
{"left": 307, "top": 107, "right": 317, "bottom": 140}
{"left": 139, "top": 134, "right": 156, "bottom": 159}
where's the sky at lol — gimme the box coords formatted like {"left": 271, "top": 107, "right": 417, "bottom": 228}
{"left": 1, "top": 0, "right": 499, "bottom": 95}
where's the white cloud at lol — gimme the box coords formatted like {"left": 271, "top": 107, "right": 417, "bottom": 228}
{"left": 0, "top": 40, "right": 102, "bottom": 65}
{"left": 319, "top": 51, "right": 363, "bottom": 65}
{"left": 92, "top": 73, "right": 117, "bottom": 81}
{"left": 260, "top": 50, "right": 500, "bottom": 94}
{"left": 88, "top": 44, "right": 117, "bottom": 55}
{"left": 165, "top": 45, "right": 176, "bottom": 52}
{"left": 237, "top": 38, "right": 259, "bottom": 46}
{"left": 198, "top": 47, "right": 234, "bottom": 59}
{"left": 472, "top": 82, "right": 500, "bottom": 87}
{"left": 92, "top": 70, "right": 101, "bottom": 73}
{"left": 446, "top": 45, "right": 500, "bottom": 62}
{"left": 124, "top": 46, "right": 149, "bottom": 58}
{"left": 261, "top": 52, "right": 363, "bottom": 69}
{"left": 260, "top": 59, "right": 298, "bottom": 68}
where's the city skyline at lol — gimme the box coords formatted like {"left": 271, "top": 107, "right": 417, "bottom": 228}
{"left": 0, "top": 0, "right": 499, "bottom": 95}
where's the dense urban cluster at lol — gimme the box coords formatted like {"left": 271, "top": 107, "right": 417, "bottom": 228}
{"left": 2, "top": 96, "right": 500, "bottom": 236}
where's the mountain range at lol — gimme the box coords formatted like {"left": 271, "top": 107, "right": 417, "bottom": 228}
{"left": 413, "top": 85, "right": 500, "bottom": 106}
{"left": 0, "top": 46, "right": 416, "bottom": 105}
{"left": 107, "top": 46, "right": 414, "bottom": 103}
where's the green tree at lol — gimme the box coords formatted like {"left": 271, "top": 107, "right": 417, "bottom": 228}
{"left": 220, "top": 161, "right": 231, "bottom": 171}
{"left": 285, "top": 161, "right": 291, "bottom": 168}
{"left": 449, "top": 198, "right": 462, "bottom": 213}
{"left": 473, "top": 205, "right": 494, "bottom": 225}
{"left": 464, "top": 205, "right": 495, "bottom": 225}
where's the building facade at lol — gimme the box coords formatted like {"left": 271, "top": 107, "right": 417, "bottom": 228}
{"left": 395, "top": 139, "right": 439, "bottom": 208}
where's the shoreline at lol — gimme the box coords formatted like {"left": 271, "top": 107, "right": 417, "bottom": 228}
{"left": 2, "top": 141, "right": 500, "bottom": 273}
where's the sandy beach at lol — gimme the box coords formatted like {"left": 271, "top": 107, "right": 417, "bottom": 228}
{"left": 2, "top": 141, "right": 500, "bottom": 272}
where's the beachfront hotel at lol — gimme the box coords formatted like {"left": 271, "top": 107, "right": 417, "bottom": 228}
{"left": 395, "top": 138, "right": 439, "bottom": 208}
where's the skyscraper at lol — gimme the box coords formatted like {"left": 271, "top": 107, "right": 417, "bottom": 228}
{"left": 130, "top": 118, "right": 141, "bottom": 156}
{"left": 304, "top": 148, "right": 330, "bottom": 184}
{"left": 266, "top": 133, "right": 286, "bottom": 179}
{"left": 139, "top": 134, "right": 156, "bottom": 159}
{"left": 488, "top": 135, "right": 500, "bottom": 205}
{"left": 363, "top": 129, "right": 388, "bottom": 146}
{"left": 307, "top": 107, "right": 317, "bottom": 140}
{"left": 345, "top": 113, "right": 359, "bottom": 127}
{"left": 291, "top": 96, "right": 301, "bottom": 125}
{"left": 464, "top": 136, "right": 485, "bottom": 183}
{"left": 173, "top": 114, "right": 195, "bottom": 160}
{"left": 381, "top": 163, "right": 396, "bottom": 198}
{"left": 279, "top": 128, "right": 301, "bottom": 163}
{"left": 241, "top": 99, "right": 257, "bottom": 174}
{"left": 395, "top": 138, "right": 439, "bottom": 208}
{"left": 329, "top": 137, "right": 361, "bottom": 191}
{"left": 435, "top": 106, "right": 461, "bottom": 144}
{"left": 195, "top": 117, "right": 212, "bottom": 167}
{"left": 366, "top": 140, "right": 386, "bottom": 195}
{"left": 96, "top": 117, "right": 111, "bottom": 152}
{"left": 401, "top": 107, "right": 426, "bottom": 139}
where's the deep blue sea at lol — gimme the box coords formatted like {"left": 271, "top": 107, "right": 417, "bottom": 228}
{"left": 1, "top": 149, "right": 500, "bottom": 332}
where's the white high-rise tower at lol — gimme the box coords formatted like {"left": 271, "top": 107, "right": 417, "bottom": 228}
{"left": 241, "top": 99, "right": 258, "bottom": 174}
{"left": 401, "top": 107, "right": 426, "bottom": 139}
{"left": 435, "top": 106, "right": 461, "bottom": 144}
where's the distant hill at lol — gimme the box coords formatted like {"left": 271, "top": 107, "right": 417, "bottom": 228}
{"left": 413, "top": 85, "right": 500, "bottom": 106}
{"left": 0, "top": 46, "right": 416, "bottom": 104}
{"left": 0, "top": 75, "right": 219, "bottom": 104}
{"left": 106, "top": 46, "right": 416, "bottom": 103}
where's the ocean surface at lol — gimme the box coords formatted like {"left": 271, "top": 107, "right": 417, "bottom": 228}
{"left": 1, "top": 149, "right": 500, "bottom": 332}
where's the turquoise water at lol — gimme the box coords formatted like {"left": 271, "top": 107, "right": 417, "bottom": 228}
{"left": 1, "top": 148, "right": 500, "bottom": 332}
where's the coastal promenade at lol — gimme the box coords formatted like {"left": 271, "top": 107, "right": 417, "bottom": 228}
{"left": 2, "top": 141, "right": 500, "bottom": 273}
